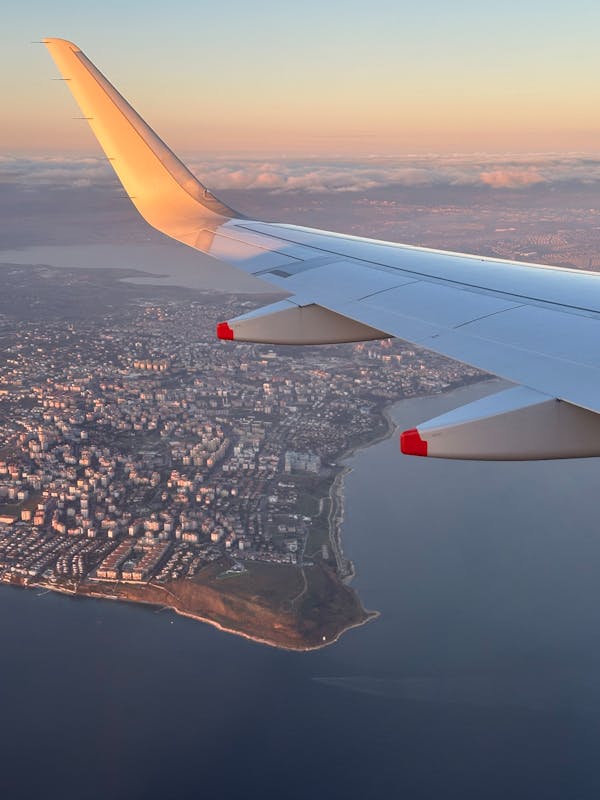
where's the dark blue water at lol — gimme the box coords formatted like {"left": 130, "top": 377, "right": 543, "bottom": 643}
{"left": 3, "top": 381, "right": 600, "bottom": 799}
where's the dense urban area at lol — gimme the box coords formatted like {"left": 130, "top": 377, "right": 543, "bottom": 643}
{"left": 0, "top": 266, "right": 482, "bottom": 644}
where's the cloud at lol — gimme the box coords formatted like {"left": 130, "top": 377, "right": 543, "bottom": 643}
{"left": 0, "top": 155, "right": 114, "bottom": 188}
{"left": 5, "top": 152, "right": 600, "bottom": 195}
{"left": 479, "top": 167, "right": 545, "bottom": 188}
{"left": 189, "top": 153, "right": 600, "bottom": 193}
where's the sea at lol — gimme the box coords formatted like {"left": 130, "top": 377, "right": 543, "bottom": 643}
{"left": 3, "top": 379, "right": 600, "bottom": 799}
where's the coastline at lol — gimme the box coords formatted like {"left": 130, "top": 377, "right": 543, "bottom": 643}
{"left": 28, "top": 566, "right": 377, "bottom": 652}
{"left": 319, "top": 375, "right": 493, "bottom": 605}
{"left": 3, "top": 377, "right": 489, "bottom": 651}
{"left": 327, "top": 402, "right": 398, "bottom": 585}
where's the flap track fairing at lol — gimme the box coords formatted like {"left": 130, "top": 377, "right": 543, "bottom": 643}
{"left": 401, "top": 386, "right": 600, "bottom": 460}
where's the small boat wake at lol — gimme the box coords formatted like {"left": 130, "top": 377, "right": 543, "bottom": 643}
{"left": 313, "top": 673, "right": 600, "bottom": 714}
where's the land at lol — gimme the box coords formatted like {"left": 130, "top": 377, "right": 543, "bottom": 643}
{"left": 0, "top": 264, "right": 483, "bottom": 648}
{"left": 5, "top": 156, "right": 600, "bottom": 647}
{"left": 39, "top": 560, "right": 375, "bottom": 651}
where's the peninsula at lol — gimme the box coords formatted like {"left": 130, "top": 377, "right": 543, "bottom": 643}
{"left": 0, "top": 266, "right": 484, "bottom": 648}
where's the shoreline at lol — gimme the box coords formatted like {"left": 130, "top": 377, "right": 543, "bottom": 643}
{"left": 28, "top": 575, "right": 377, "bottom": 652}
{"left": 319, "top": 375, "right": 493, "bottom": 600}
{"left": 327, "top": 402, "right": 398, "bottom": 585}
{"left": 3, "top": 377, "right": 490, "bottom": 651}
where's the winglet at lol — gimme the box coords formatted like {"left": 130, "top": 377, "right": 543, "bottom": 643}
{"left": 43, "top": 38, "right": 240, "bottom": 242}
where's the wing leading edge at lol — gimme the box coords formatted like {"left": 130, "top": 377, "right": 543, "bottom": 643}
{"left": 44, "top": 38, "right": 600, "bottom": 460}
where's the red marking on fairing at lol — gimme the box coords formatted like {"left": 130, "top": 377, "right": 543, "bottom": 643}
{"left": 216, "top": 321, "right": 234, "bottom": 340}
{"left": 400, "top": 428, "right": 428, "bottom": 457}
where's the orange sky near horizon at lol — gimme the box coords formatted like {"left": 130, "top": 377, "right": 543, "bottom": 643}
{"left": 3, "top": 0, "right": 600, "bottom": 157}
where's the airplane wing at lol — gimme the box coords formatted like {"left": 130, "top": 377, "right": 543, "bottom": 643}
{"left": 43, "top": 38, "right": 600, "bottom": 461}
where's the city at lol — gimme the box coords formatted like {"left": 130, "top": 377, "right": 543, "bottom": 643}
{"left": 0, "top": 266, "right": 482, "bottom": 646}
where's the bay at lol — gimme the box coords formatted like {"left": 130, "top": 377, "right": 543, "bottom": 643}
{"left": 0, "top": 243, "right": 267, "bottom": 292}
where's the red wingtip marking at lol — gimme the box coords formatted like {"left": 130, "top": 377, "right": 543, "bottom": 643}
{"left": 400, "top": 428, "right": 428, "bottom": 457}
{"left": 216, "top": 321, "right": 234, "bottom": 340}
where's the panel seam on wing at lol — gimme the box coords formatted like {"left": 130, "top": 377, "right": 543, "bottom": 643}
{"left": 452, "top": 304, "right": 526, "bottom": 329}
{"left": 235, "top": 223, "right": 600, "bottom": 319}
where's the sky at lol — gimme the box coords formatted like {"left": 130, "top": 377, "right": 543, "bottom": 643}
{"left": 3, "top": 0, "right": 600, "bottom": 156}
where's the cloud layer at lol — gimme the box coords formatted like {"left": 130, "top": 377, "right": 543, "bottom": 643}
{"left": 4, "top": 153, "right": 600, "bottom": 194}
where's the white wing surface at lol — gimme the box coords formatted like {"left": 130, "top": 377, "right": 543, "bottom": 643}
{"left": 44, "top": 38, "right": 600, "bottom": 460}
